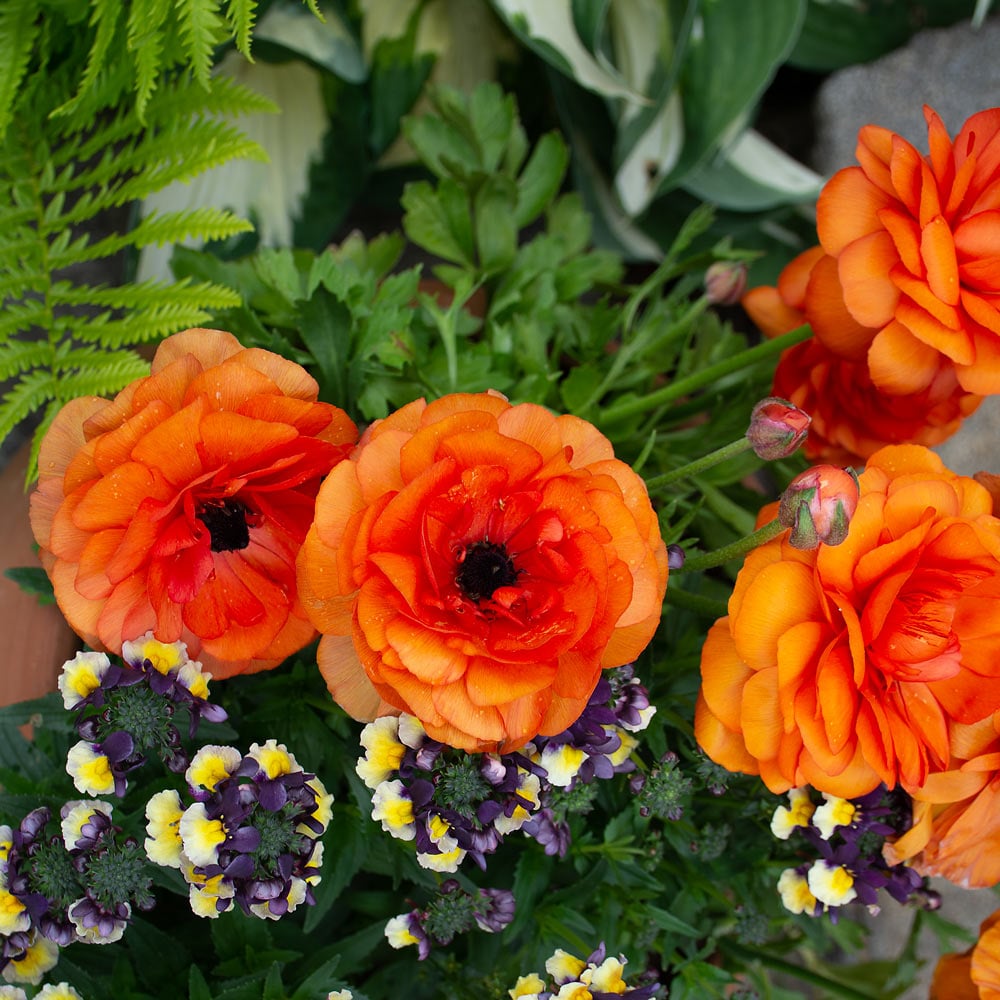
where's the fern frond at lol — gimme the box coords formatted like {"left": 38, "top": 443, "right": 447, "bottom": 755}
{"left": 226, "top": 0, "right": 258, "bottom": 59}
{"left": 0, "top": 0, "right": 39, "bottom": 138}
{"left": 51, "top": 350, "right": 151, "bottom": 395}
{"left": 52, "top": 0, "right": 124, "bottom": 120}
{"left": 300, "top": 0, "right": 325, "bottom": 21}
{"left": 176, "top": 0, "right": 227, "bottom": 90}
{"left": 0, "top": 341, "right": 54, "bottom": 382}
{"left": 49, "top": 277, "right": 241, "bottom": 312}
{"left": 0, "top": 370, "right": 57, "bottom": 450}
{"left": 47, "top": 208, "right": 255, "bottom": 269}
{"left": 127, "top": 0, "right": 169, "bottom": 120}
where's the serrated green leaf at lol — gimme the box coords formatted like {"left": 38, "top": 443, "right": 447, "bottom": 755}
{"left": 474, "top": 174, "right": 518, "bottom": 272}
{"left": 515, "top": 131, "right": 569, "bottom": 227}
{"left": 402, "top": 180, "right": 474, "bottom": 266}
{"left": 0, "top": 0, "right": 40, "bottom": 139}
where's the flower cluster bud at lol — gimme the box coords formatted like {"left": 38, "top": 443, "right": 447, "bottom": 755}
{"left": 704, "top": 260, "right": 749, "bottom": 306}
{"left": 777, "top": 465, "right": 859, "bottom": 549}
{"left": 746, "top": 397, "right": 811, "bottom": 460}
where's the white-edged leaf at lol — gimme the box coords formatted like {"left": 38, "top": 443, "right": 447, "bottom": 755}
{"left": 683, "top": 128, "right": 823, "bottom": 211}
{"left": 614, "top": 88, "right": 683, "bottom": 216}
{"left": 254, "top": 2, "right": 366, "bottom": 82}
{"left": 490, "top": 0, "right": 647, "bottom": 103}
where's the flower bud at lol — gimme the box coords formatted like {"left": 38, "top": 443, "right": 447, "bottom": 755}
{"left": 777, "top": 466, "right": 859, "bottom": 549}
{"left": 746, "top": 397, "right": 811, "bottom": 460}
{"left": 704, "top": 260, "right": 748, "bottom": 306}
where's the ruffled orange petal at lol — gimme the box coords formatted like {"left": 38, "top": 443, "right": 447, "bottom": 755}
{"left": 867, "top": 320, "right": 941, "bottom": 394}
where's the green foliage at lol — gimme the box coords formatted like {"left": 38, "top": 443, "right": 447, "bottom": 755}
{"left": 0, "top": 1, "right": 330, "bottom": 482}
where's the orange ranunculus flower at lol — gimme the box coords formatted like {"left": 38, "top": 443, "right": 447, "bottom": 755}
{"left": 930, "top": 909, "right": 1000, "bottom": 998}
{"left": 814, "top": 105, "right": 1000, "bottom": 396}
{"left": 297, "top": 392, "right": 669, "bottom": 752}
{"left": 695, "top": 444, "right": 1000, "bottom": 799}
{"left": 743, "top": 246, "right": 981, "bottom": 465}
{"left": 29, "top": 328, "right": 357, "bottom": 678}
{"left": 884, "top": 714, "right": 1000, "bottom": 889}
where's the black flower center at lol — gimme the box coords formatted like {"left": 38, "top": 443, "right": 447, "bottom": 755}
{"left": 455, "top": 540, "right": 518, "bottom": 602}
{"left": 199, "top": 499, "right": 252, "bottom": 552}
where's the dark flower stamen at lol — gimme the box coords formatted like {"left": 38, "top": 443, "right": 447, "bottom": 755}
{"left": 199, "top": 498, "right": 252, "bottom": 552}
{"left": 455, "top": 540, "right": 518, "bottom": 601}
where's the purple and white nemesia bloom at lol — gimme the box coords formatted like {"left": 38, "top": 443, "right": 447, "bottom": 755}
{"left": 771, "top": 785, "right": 939, "bottom": 920}
{"left": 357, "top": 666, "right": 655, "bottom": 868}
{"left": 507, "top": 942, "right": 660, "bottom": 998}
{"left": 384, "top": 880, "right": 515, "bottom": 961}
{"left": 60, "top": 637, "right": 226, "bottom": 797}
{"left": 145, "top": 740, "right": 331, "bottom": 921}
{"left": 0, "top": 801, "right": 155, "bottom": 981}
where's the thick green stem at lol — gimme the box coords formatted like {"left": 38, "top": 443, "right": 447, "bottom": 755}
{"left": 600, "top": 324, "right": 812, "bottom": 425}
{"left": 645, "top": 437, "right": 753, "bottom": 491}
{"left": 675, "top": 517, "right": 786, "bottom": 573}
{"left": 662, "top": 587, "right": 729, "bottom": 618}
{"left": 718, "top": 939, "right": 880, "bottom": 1000}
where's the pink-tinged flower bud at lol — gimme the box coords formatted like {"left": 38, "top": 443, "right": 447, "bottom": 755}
{"left": 746, "top": 397, "right": 811, "bottom": 460}
{"left": 704, "top": 261, "right": 748, "bottom": 306}
{"left": 777, "top": 466, "right": 859, "bottom": 549}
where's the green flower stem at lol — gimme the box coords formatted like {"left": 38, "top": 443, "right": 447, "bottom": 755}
{"left": 645, "top": 437, "right": 753, "bottom": 492}
{"left": 600, "top": 324, "right": 813, "bottom": 425}
{"left": 717, "top": 939, "right": 881, "bottom": 1000}
{"left": 675, "top": 517, "right": 786, "bottom": 574}
{"left": 662, "top": 586, "right": 729, "bottom": 618}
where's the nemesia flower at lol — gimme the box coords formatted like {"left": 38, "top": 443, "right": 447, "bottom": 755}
{"left": 35, "top": 986, "right": 84, "bottom": 1000}
{"left": 814, "top": 105, "right": 1000, "bottom": 396}
{"left": 770, "top": 787, "right": 815, "bottom": 840}
{"left": 0, "top": 934, "right": 58, "bottom": 985}
{"left": 29, "top": 327, "right": 358, "bottom": 678}
{"left": 0, "top": 986, "right": 25, "bottom": 999}
{"left": 148, "top": 741, "right": 329, "bottom": 920}
{"left": 806, "top": 861, "right": 857, "bottom": 907}
{"left": 743, "top": 246, "right": 981, "bottom": 465}
{"left": 0, "top": 805, "right": 154, "bottom": 975}
{"left": 143, "top": 790, "right": 184, "bottom": 867}
{"left": 777, "top": 868, "right": 820, "bottom": 917}
{"left": 298, "top": 391, "right": 669, "bottom": 752}
{"left": 384, "top": 881, "right": 514, "bottom": 961}
{"left": 930, "top": 908, "right": 1000, "bottom": 999}
{"left": 65, "top": 742, "right": 116, "bottom": 797}
{"left": 510, "top": 943, "right": 659, "bottom": 999}
{"left": 771, "top": 784, "right": 932, "bottom": 921}
{"left": 360, "top": 667, "right": 653, "bottom": 869}
{"left": 812, "top": 794, "right": 857, "bottom": 840}
{"left": 58, "top": 651, "right": 111, "bottom": 710}
{"left": 61, "top": 638, "right": 226, "bottom": 795}
{"left": 776, "top": 465, "right": 859, "bottom": 549}
{"left": 696, "top": 445, "right": 1000, "bottom": 798}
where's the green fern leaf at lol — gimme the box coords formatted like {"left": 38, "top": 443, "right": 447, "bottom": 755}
{"left": 300, "top": 0, "right": 325, "bottom": 21}
{"left": 127, "top": 0, "right": 169, "bottom": 120}
{"left": 0, "top": 341, "right": 54, "bottom": 382}
{"left": 176, "top": 0, "right": 226, "bottom": 90}
{"left": 226, "top": 0, "right": 258, "bottom": 59}
{"left": 0, "top": 369, "right": 56, "bottom": 449}
{"left": 52, "top": 0, "right": 125, "bottom": 120}
{"left": 0, "top": 0, "right": 39, "bottom": 139}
